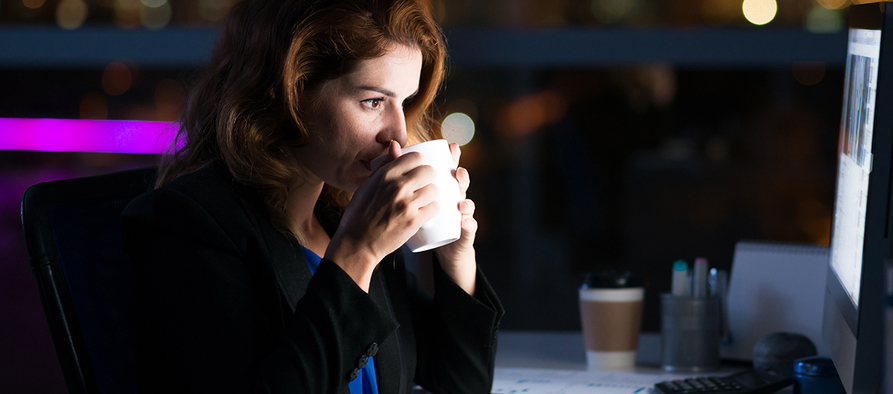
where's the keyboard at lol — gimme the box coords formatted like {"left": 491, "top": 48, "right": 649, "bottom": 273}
{"left": 654, "top": 369, "right": 792, "bottom": 394}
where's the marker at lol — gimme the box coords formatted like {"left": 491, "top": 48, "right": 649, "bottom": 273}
{"left": 692, "top": 257, "right": 709, "bottom": 297}
{"left": 671, "top": 260, "right": 688, "bottom": 296}
{"left": 708, "top": 268, "right": 718, "bottom": 296}
{"left": 715, "top": 269, "right": 732, "bottom": 343}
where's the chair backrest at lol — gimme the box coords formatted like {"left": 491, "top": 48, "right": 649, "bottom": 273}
{"left": 21, "top": 167, "right": 156, "bottom": 394}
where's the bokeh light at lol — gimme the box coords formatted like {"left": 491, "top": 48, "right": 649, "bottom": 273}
{"left": 792, "top": 61, "right": 826, "bottom": 86}
{"left": 495, "top": 90, "right": 568, "bottom": 138}
{"left": 23, "top": 0, "right": 46, "bottom": 9}
{"left": 700, "top": 0, "right": 741, "bottom": 26}
{"left": 55, "top": 0, "right": 89, "bottom": 30}
{"left": 79, "top": 92, "right": 109, "bottom": 120}
{"left": 804, "top": 5, "right": 844, "bottom": 33}
{"left": 816, "top": 0, "right": 848, "bottom": 10}
{"left": 590, "top": 0, "right": 644, "bottom": 24}
{"left": 199, "top": 0, "right": 230, "bottom": 23}
{"left": 141, "top": 1, "right": 172, "bottom": 29}
{"left": 114, "top": 0, "right": 142, "bottom": 28}
{"left": 140, "top": 0, "right": 166, "bottom": 7}
{"left": 441, "top": 112, "right": 475, "bottom": 146}
{"left": 102, "top": 62, "right": 133, "bottom": 96}
{"left": 742, "top": 0, "right": 777, "bottom": 25}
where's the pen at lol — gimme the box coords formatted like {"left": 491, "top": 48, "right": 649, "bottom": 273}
{"left": 671, "top": 260, "right": 688, "bottom": 296}
{"left": 715, "top": 269, "right": 731, "bottom": 343}
{"left": 692, "top": 257, "right": 709, "bottom": 298}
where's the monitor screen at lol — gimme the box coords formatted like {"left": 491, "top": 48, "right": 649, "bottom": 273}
{"left": 830, "top": 27, "right": 881, "bottom": 311}
{"left": 822, "top": 4, "right": 892, "bottom": 394}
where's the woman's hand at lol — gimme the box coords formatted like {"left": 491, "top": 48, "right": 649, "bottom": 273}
{"left": 434, "top": 142, "right": 478, "bottom": 296}
{"left": 326, "top": 141, "right": 439, "bottom": 292}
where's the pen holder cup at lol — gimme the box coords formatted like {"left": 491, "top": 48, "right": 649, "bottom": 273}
{"left": 660, "top": 294, "right": 721, "bottom": 372}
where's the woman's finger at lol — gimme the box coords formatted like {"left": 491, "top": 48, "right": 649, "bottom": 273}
{"left": 381, "top": 151, "right": 427, "bottom": 179}
{"left": 455, "top": 166, "right": 470, "bottom": 196}
{"left": 449, "top": 142, "right": 461, "bottom": 167}
{"left": 416, "top": 199, "right": 440, "bottom": 225}
{"left": 399, "top": 161, "right": 437, "bottom": 193}
{"left": 461, "top": 216, "right": 478, "bottom": 238}
{"left": 372, "top": 140, "right": 404, "bottom": 173}
{"left": 413, "top": 182, "right": 439, "bottom": 210}
{"left": 458, "top": 199, "right": 475, "bottom": 216}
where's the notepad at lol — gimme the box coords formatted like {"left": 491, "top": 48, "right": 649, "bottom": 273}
{"left": 720, "top": 241, "right": 830, "bottom": 360}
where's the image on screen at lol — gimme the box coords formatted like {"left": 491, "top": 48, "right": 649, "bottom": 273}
{"left": 830, "top": 28, "right": 882, "bottom": 308}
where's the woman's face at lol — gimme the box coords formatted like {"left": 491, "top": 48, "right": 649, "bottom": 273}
{"left": 295, "top": 44, "right": 423, "bottom": 193}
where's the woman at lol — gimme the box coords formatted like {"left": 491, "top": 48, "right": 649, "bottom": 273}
{"left": 120, "top": 0, "right": 503, "bottom": 392}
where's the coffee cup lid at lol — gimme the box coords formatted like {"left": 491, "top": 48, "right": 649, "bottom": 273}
{"left": 581, "top": 270, "right": 644, "bottom": 289}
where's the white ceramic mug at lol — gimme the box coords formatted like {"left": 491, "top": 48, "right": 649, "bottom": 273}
{"left": 371, "top": 139, "right": 461, "bottom": 253}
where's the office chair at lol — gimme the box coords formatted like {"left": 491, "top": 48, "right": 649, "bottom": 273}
{"left": 21, "top": 166, "right": 156, "bottom": 394}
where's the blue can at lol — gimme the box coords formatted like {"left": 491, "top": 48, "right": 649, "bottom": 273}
{"left": 792, "top": 357, "right": 846, "bottom": 394}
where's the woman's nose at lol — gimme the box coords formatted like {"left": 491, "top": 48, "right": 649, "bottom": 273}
{"left": 377, "top": 104, "right": 408, "bottom": 147}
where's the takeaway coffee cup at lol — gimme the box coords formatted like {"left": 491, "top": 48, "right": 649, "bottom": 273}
{"left": 579, "top": 270, "right": 645, "bottom": 370}
{"left": 371, "top": 139, "right": 461, "bottom": 253}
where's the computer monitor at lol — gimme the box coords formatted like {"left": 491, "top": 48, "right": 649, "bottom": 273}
{"left": 823, "top": 3, "right": 893, "bottom": 394}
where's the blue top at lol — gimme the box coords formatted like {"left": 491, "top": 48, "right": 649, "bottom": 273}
{"left": 300, "top": 246, "right": 379, "bottom": 394}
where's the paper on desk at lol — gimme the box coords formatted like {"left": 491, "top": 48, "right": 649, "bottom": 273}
{"left": 492, "top": 367, "right": 693, "bottom": 394}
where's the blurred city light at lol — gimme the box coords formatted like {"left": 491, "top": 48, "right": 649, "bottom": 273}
{"left": 23, "top": 0, "right": 46, "bottom": 9}
{"left": 141, "top": 1, "right": 172, "bottom": 29}
{"left": 816, "top": 0, "right": 848, "bottom": 10}
{"left": 56, "top": 0, "right": 88, "bottom": 30}
{"left": 441, "top": 112, "right": 475, "bottom": 146}
{"left": 140, "top": 0, "right": 166, "bottom": 8}
{"left": 79, "top": 92, "right": 109, "bottom": 120}
{"left": 495, "top": 91, "right": 567, "bottom": 138}
{"left": 114, "top": 0, "right": 142, "bottom": 28}
{"left": 700, "top": 0, "right": 741, "bottom": 26}
{"left": 804, "top": 5, "right": 845, "bottom": 33}
{"left": 742, "top": 0, "right": 777, "bottom": 25}
{"left": 102, "top": 61, "right": 133, "bottom": 96}
{"left": 199, "top": 0, "right": 231, "bottom": 23}
{"left": 0, "top": 0, "right": 859, "bottom": 28}
{"left": 590, "top": 0, "right": 644, "bottom": 24}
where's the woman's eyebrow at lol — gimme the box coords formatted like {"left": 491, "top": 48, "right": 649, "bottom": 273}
{"left": 356, "top": 85, "right": 397, "bottom": 97}
{"left": 356, "top": 85, "right": 418, "bottom": 99}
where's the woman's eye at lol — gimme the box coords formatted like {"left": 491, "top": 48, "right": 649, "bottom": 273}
{"left": 363, "top": 98, "right": 383, "bottom": 109}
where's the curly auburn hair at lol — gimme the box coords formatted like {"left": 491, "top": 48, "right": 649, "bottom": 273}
{"left": 157, "top": 0, "right": 447, "bottom": 242}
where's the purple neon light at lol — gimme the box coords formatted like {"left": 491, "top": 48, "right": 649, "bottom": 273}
{"left": 0, "top": 118, "right": 178, "bottom": 154}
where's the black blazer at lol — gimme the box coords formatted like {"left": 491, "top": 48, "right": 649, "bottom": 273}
{"left": 121, "top": 164, "right": 504, "bottom": 393}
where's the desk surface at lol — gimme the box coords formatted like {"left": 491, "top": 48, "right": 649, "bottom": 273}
{"left": 495, "top": 330, "right": 663, "bottom": 370}
{"left": 491, "top": 330, "right": 756, "bottom": 394}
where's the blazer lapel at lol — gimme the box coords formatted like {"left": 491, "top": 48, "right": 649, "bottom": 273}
{"left": 235, "top": 185, "right": 311, "bottom": 313}
{"left": 259, "top": 221, "right": 311, "bottom": 313}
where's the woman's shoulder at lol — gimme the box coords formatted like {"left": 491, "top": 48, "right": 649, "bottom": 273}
{"left": 124, "top": 163, "right": 259, "bottom": 227}
{"left": 162, "top": 163, "right": 240, "bottom": 197}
